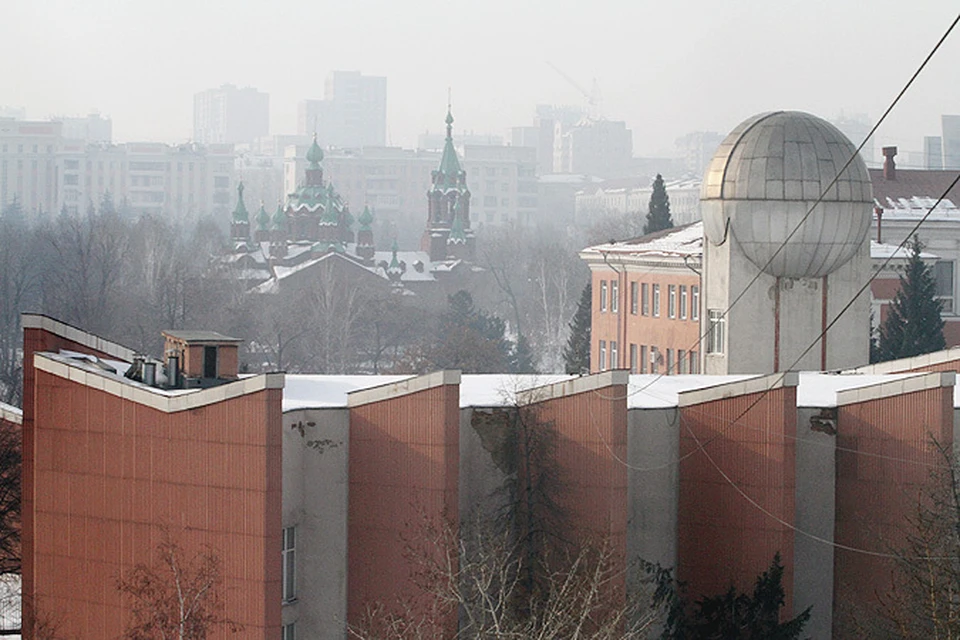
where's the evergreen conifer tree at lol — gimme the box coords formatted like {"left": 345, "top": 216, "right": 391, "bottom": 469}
{"left": 878, "top": 236, "right": 946, "bottom": 362}
{"left": 644, "top": 173, "right": 673, "bottom": 234}
{"left": 563, "top": 283, "right": 592, "bottom": 374}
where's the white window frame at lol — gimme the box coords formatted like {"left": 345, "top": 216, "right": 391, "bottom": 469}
{"left": 282, "top": 526, "right": 297, "bottom": 603}
{"left": 680, "top": 286, "right": 688, "bottom": 320}
{"left": 630, "top": 282, "right": 638, "bottom": 315}
{"left": 653, "top": 284, "right": 661, "bottom": 317}
{"left": 678, "top": 349, "right": 687, "bottom": 374}
{"left": 641, "top": 283, "right": 650, "bottom": 316}
{"left": 600, "top": 280, "right": 608, "bottom": 313}
{"left": 282, "top": 622, "right": 296, "bottom": 640}
{"left": 610, "top": 341, "right": 618, "bottom": 369}
{"left": 611, "top": 280, "right": 619, "bottom": 314}
{"left": 707, "top": 310, "right": 725, "bottom": 354}
{"left": 690, "top": 350, "right": 699, "bottom": 373}
{"left": 666, "top": 348, "right": 674, "bottom": 374}
{"left": 691, "top": 286, "right": 700, "bottom": 321}
{"left": 629, "top": 343, "right": 638, "bottom": 373}
{"left": 640, "top": 345, "right": 648, "bottom": 374}
{"left": 599, "top": 340, "right": 607, "bottom": 371}
{"left": 668, "top": 285, "right": 677, "bottom": 319}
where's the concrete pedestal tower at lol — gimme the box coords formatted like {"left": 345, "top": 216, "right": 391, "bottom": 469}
{"left": 700, "top": 111, "right": 873, "bottom": 374}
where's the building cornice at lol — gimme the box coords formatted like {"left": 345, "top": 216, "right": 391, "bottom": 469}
{"left": 516, "top": 370, "right": 629, "bottom": 405}
{"left": 34, "top": 353, "right": 284, "bottom": 414}
{"left": 22, "top": 313, "right": 136, "bottom": 363}
{"left": 678, "top": 372, "right": 798, "bottom": 407}
{"left": 347, "top": 370, "right": 460, "bottom": 407}
{"left": 836, "top": 371, "right": 955, "bottom": 406}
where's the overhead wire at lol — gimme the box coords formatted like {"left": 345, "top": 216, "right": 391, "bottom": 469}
{"left": 586, "top": 10, "right": 960, "bottom": 558}
{"left": 603, "top": 9, "right": 960, "bottom": 403}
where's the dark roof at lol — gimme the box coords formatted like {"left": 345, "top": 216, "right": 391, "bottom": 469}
{"left": 161, "top": 330, "right": 243, "bottom": 344}
{"left": 870, "top": 168, "right": 960, "bottom": 206}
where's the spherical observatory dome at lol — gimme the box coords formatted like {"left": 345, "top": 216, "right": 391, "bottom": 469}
{"left": 700, "top": 111, "right": 873, "bottom": 278}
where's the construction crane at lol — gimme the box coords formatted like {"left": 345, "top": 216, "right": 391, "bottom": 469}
{"left": 545, "top": 61, "right": 603, "bottom": 121}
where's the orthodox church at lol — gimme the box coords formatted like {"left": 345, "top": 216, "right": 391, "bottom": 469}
{"left": 223, "top": 108, "right": 478, "bottom": 297}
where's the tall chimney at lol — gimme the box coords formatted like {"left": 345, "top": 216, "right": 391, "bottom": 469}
{"left": 882, "top": 146, "right": 897, "bottom": 181}
{"left": 874, "top": 205, "right": 883, "bottom": 243}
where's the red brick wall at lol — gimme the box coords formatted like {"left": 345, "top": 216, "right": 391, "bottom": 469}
{"left": 833, "top": 386, "right": 953, "bottom": 629}
{"left": 530, "top": 379, "right": 629, "bottom": 604}
{"left": 591, "top": 268, "right": 700, "bottom": 372}
{"left": 533, "top": 381, "right": 628, "bottom": 548}
{"left": 21, "top": 326, "right": 123, "bottom": 635}
{"left": 678, "top": 386, "right": 797, "bottom": 611}
{"left": 347, "top": 383, "right": 460, "bottom": 632}
{"left": 30, "top": 367, "right": 282, "bottom": 638}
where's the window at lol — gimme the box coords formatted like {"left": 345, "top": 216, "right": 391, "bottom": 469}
{"left": 935, "top": 261, "right": 955, "bottom": 313}
{"left": 282, "top": 622, "right": 296, "bottom": 640}
{"left": 666, "top": 348, "right": 674, "bottom": 374}
{"left": 678, "top": 349, "right": 687, "bottom": 374}
{"left": 707, "top": 310, "right": 725, "bottom": 354}
{"left": 668, "top": 285, "right": 677, "bottom": 318}
{"left": 640, "top": 345, "right": 648, "bottom": 373}
{"left": 652, "top": 285, "right": 661, "bottom": 317}
{"left": 630, "top": 343, "right": 638, "bottom": 373}
{"left": 282, "top": 526, "right": 296, "bottom": 602}
{"left": 650, "top": 346, "right": 660, "bottom": 374}
{"left": 641, "top": 283, "right": 649, "bottom": 316}
{"left": 599, "top": 340, "right": 607, "bottom": 371}
{"left": 610, "top": 341, "right": 618, "bottom": 369}
{"left": 630, "top": 282, "right": 638, "bottom": 315}
{"left": 690, "top": 351, "right": 699, "bottom": 374}
{"left": 611, "top": 281, "right": 619, "bottom": 313}
{"left": 600, "top": 281, "right": 608, "bottom": 312}
{"left": 691, "top": 286, "right": 700, "bottom": 321}
{"left": 680, "top": 286, "right": 688, "bottom": 320}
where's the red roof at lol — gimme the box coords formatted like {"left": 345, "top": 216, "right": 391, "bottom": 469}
{"left": 870, "top": 168, "right": 960, "bottom": 206}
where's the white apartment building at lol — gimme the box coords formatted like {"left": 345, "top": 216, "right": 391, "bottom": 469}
{"left": 194, "top": 84, "right": 269, "bottom": 146}
{"left": 1, "top": 117, "right": 237, "bottom": 221}
{"left": 297, "top": 71, "right": 387, "bottom": 149}
{"left": 0, "top": 120, "right": 62, "bottom": 217}
{"left": 58, "top": 113, "right": 112, "bottom": 144}
{"left": 574, "top": 178, "right": 703, "bottom": 227}
{"left": 463, "top": 144, "right": 538, "bottom": 227}
{"left": 554, "top": 118, "right": 633, "bottom": 179}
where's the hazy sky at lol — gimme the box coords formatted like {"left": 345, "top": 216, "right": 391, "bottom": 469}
{"left": 3, "top": 0, "right": 959, "bottom": 159}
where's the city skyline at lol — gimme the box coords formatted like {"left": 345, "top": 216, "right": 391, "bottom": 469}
{"left": 2, "top": 1, "right": 960, "bottom": 158}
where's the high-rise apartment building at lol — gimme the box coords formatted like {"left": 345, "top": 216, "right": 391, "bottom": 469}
{"left": 942, "top": 115, "right": 960, "bottom": 170}
{"left": 193, "top": 84, "right": 269, "bottom": 145}
{"left": 554, "top": 118, "right": 633, "bottom": 179}
{"left": 297, "top": 71, "right": 387, "bottom": 148}
{"left": 57, "top": 113, "right": 112, "bottom": 144}
{"left": 925, "top": 136, "right": 944, "bottom": 170}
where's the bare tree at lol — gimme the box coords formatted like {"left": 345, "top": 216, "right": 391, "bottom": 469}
{"left": 349, "top": 514, "right": 657, "bottom": 640}
{"left": 116, "top": 530, "right": 241, "bottom": 640}
{"left": 863, "top": 440, "right": 960, "bottom": 638}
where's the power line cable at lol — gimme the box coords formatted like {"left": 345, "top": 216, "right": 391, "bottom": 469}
{"left": 603, "top": 10, "right": 960, "bottom": 401}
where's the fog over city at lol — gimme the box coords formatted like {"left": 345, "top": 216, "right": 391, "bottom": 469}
{"left": 3, "top": 0, "right": 960, "bottom": 156}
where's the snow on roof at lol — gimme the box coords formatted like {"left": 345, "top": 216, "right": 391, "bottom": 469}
{"left": 539, "top": 174, "right": 605, "bottom": 185}
{"left": 582, "top": 222, "right": 703, "bottom": 258}
{"left": 875, "top": 196, "right": 960, "bottom": 220}
{"left": 459, "top": 374, "right": 574, "bottom": 407}
{"left": 283, "top": 375, "right": 414, "bottom": 411}
{"left": 870, "top": 240, "right": 938, "bottom": 260}
{"left": 626, "top": 374, "right": 757, "bottom": 409}
{"left": 796, "top": 372, "right": 925, "bottom": 407}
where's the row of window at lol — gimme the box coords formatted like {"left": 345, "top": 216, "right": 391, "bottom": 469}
{"left": 598, "top": 340, "right": 702, "bottom": 374}
{"left": 599, "top": 280, "right": 700, "bottom": 321}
